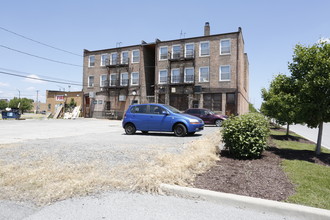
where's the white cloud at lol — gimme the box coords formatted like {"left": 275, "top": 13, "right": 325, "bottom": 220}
{"left": 317, "top": 38, "right": 330, "bottom": 44}
{"left": 24, "top": 74, "right": 45, "bottom": 84}
{"left": 0, "top": 82, "right": 9, "bottom": 87}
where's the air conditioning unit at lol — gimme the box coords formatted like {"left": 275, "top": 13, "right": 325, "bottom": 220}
{"left": 89, "top": 92, "right": 95, "bottom": 98}
{"left": 194, "top": 86, "right": 202, "bottom": 93}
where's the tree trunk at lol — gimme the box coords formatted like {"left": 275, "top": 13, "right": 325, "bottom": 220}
{"left": 316, "top": 122, "right": 323, "bottom": 155}
{"left": 286, "top": 124, "right": 290, "bottom": 136}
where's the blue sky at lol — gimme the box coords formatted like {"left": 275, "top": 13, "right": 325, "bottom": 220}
{"left": 0, "top": 0, "right": 329, "bottom": 108}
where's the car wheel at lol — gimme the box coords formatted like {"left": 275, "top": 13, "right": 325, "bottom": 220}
{"left": 215, "top": 119, "right": 222, "bottom": 127}
{"left": 125, "top": 123, "right": 136, "bottom": 135}
{"left": 174, "top": 124, "right": 187, "bottom": 137}
{"left": 142, "top": 131, "right": 148, "bottom": 134}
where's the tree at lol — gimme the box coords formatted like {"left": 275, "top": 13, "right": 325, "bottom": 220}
{"left": 249, "top": 103, "right": 259, "bottom": 113}
{"left": 288, "top": 42, "right": 330, "bottom": 155}
{"left": 8, "top": 97, "right": 34, "bottom": 114}
{"left": 0, "top": 100, "right": 8, "bottom": 110}
{"left": 260, "top": 74, "right": 300, "bottom": 136}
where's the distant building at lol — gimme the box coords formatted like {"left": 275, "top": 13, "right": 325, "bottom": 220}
{"left": 82, "top": 22, "right": 249, "bottom": 119}
{"left": 46, "top": 90, "right": 83, "bottom": 114}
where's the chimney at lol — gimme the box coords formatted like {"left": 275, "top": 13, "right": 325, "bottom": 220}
{"left": 204, "top": 22, "right": 210, "bottom": 36}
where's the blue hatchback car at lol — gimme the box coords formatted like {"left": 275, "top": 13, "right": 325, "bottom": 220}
{"left": 122, "top": 104, "right": 204, "bottom": 137}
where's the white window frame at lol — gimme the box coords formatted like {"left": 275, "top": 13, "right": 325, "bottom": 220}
{"left": 220, "top": 39, "right": 231, "bottom": 55}
{"left": 171, "top": 68, "right": 180, "bottom": 83}
{"left": 100, "top": 54, "right": 108, "bottom": 66}
{"left": 131, "top": 72, "right": 139, "bottom": 86}
{"left": 88, "top": 55, "right": 95, "bottom": 67}
{"left": 172, "top": 45, "right": 181, "bottom": 59}
{"left": 110, "top": 73, "right": 117, "bottom": 86}
{"left": 159, "top": 46, "right": 168, "bottom": 60}
{"left": 185, "top": 43, "right": 194, "bottom": 58}
{"left": 132, "top": 50, "right": 140, "bottom": 63}
{"left": 120, "top": 72, "right": 128, "bottom": 86}
{"left": 110, "top": 52, "right": 118, "bottom": 65}
{"left": 199, "top": 67, "right": 209, "bottom": 83}
{"left": 121, "top": 51, "right": 129, "bottom": 64}
{"left": 88, "top": 75, "right": 94, "bottom": 87}
{"left": 220, "top": 65, "right": 231, "bottom": 81}
{"left": 100, "top": 74, "right": 107, "bottom": 87}
{"left": 159, "top": 69, "right": 168, "bottom": 84}
{"left": 184, "top": 67, "right": 194, "bottom": 83}
{"left": 199, "top": 41, "right": 210, "bottom": 57}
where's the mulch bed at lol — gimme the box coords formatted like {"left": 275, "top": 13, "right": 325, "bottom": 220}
{"left": 193, "top": 128, "right": 330, "bottom": 202}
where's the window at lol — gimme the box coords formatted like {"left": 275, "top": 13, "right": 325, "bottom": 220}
{"left": 131, "top": 72, "right": 139, "bottom": 85}
{"left": 150, "top": 105, "right": 165, "bottom": 114}
{"left": 199, "top": 67, "right": 209, "bottom": 82}
{"left": 159, "top": 46, "right": 168, "bottom": 60}
{"left": 171, "top": 69, "right": 180, "bottom": 83}
{"left": 199, "top": 41, "right": 210, "bottom": 56}
{"left": 172, "top": 45, "right": 181, "bottom": 59}
{"left": 88, "top": 76, "right": 94, "bottom": 87}
{"left": 185, "top": 43, "right": 194, "bottom": 58}
{"left": 131, "top": 105, "right": 147, "bottom": 114}
{"left": 88, "top": 55, "right": 95, "bottom": 67}
{"left": 110, "top": 73, "right": 117, "bottom": 86}
{"left": 111, "top": 53, "right": 118, "bottom": 65}
{"left": 100, "top": 74, "right": 107, "bottom": 87}
{"left": 159, "top": 70, "right": 168, "bottom": 84}
{"left": 101, "top": 54, "right": 109, "bottom": 66}
{"left": 220, "top": 39, "right": 231, "bottom": 55}
{"left": 132, "top": 50, "right": 140, "bottom": 63}
{"left": 121, "top": 51, "right": 129, "bottom": 64}
{"left": 220, "top": 65, "right": 231, "bottom": 81}
{"left": 121, "top": 72, "right": 128, "bottom": 86}
{"left": 184, "top": 67, "right": 194, "bottom": 83}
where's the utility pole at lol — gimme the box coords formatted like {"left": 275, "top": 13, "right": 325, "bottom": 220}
{"left": 36, "top": 90, "right": 39, "bottom": 113}
{"left": 17, "top": 89, "right": 20, "bottom": 99}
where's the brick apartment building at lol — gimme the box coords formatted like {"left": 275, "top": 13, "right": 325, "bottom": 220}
{"left": 82, "top": 23, "right": 249, "bottom": 119}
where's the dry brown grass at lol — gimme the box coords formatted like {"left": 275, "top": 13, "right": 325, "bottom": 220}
{"left": 0, "top": 132, "right": 221, "bottom": 206}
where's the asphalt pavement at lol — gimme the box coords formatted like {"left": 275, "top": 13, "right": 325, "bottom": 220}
{"left": 289, "top": 123, "right": 330, "bottom": 150}
{"left": 0, "top": 118, "right": 329, "bottom": 219}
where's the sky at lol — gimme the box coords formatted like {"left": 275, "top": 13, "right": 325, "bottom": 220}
{"left": 0, "top": 0, "right": 329, "bottom": 108}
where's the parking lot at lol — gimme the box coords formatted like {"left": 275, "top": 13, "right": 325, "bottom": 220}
{"left": 0, "top": 118, "right": 221, "bottom": 206}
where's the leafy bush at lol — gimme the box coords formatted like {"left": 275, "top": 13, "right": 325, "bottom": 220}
{"left": 222, "top": 113, "right": 270, "bottom": 159}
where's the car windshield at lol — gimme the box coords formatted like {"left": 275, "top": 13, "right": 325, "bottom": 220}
{"left": 208, "top": 110, "right": 215, "bottom": 114}
{"left": 163, "top": 104, "right": 182, "bottom": 113}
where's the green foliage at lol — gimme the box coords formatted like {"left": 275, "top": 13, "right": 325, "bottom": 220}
{"left": 260, "top": 74, "right": 300, "bottom": 126}
{"left": 8, "top": 97, "right": 34, "bottom": 114}
{"left": 0, "top": 100, "right": 8, "bottom": 110}
{"left": 288, "top": 42, "right": 330, "bottom": 128}
{"left": 222, "top": 113, "right": 270, "bottom": 159}
{"left": 249, "top": 103, "right": 258, "bottom": 113}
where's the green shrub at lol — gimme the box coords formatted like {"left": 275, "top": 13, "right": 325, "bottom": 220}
{"left": 222, "top": 113, "right": 270, "bottom": 159}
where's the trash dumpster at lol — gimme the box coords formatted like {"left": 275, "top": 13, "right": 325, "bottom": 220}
{"left": 1, "top": 108, "right": 21, "bottom": 119}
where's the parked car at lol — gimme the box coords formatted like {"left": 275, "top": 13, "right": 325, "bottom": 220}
{"left": 122, "top": 104, "right": 204, "bottom": 137}
{"left": 184, "top": 108, "right": 226, "bottom": 127}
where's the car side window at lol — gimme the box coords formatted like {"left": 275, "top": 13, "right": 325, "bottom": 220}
{"left": 150, "top": 105, "right": 164, "bottom": 114}
{"left": 131, "top": 105, "right": 147, "bottom": 113}
{"left": 201, "top": 110, "right": 207, "bottom": 115}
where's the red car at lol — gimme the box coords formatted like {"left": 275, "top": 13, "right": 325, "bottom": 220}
{"left": 184, "top": 108, "right": 227, "bottom": 127}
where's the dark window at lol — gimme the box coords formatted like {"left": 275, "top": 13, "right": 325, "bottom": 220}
{"left": 105, "top": 101, "right": 111, "bottom": 110}
{"left": 150, "top": 105, "right": 164, "bottom": 114}
{"left": 131, "top": 105, "right": 147, "bottom": 113}
{"left": 203, "top": 93, "right": 222, "bottom": 111}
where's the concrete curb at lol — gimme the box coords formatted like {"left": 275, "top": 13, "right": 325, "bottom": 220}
{"left": 160, "top": 184, "right": 330, "bottom": 220}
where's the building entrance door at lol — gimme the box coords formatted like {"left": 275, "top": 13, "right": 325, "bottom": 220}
{"left": 170, "top": 94, "right": 188, "bottom": 111}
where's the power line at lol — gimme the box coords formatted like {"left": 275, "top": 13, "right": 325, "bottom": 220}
{"left": 0, "top": 67, "right": 82, "bottom": 84}
{"left": 0, "top": 26, "right": 82, "bottom": 57}
{"left": 0, "top": 45, "right": 83, "bottom": 67}
{"left": 0, "top": 71, "right": 84, "bottom": 86}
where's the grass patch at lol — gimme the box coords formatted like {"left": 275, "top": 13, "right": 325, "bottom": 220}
{"left": 282, "top": 160, "right": 330, "bottom": 210}
{"left": 0, "top": 132, "right": 220, "bottom": 206}
{"left": 270, "top": 128, "right": 330, "bottom": 209}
